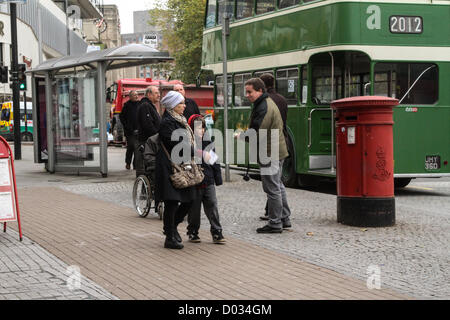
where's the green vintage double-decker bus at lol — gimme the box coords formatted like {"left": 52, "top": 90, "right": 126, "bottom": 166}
{"left": 201, "top": 0, "right": 450, "bottom": 188}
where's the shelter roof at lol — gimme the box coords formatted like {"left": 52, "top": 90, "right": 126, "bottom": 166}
{"left": 30, "top": 44, "right": 173, "bottom": 74}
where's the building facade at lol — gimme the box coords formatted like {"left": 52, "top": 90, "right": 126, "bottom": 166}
{"left": 0, "top": 0, "right": 102, "bottom": 102}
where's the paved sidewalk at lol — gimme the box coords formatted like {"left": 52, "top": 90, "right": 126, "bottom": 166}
{"left": 6, "top": 185, "right": 409, "bottom": 300}
{"left": 0, "top": 227, "right": 116, "bottom": 300}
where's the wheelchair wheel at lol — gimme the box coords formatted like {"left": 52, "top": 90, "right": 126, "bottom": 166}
{"left": 156, "top": 201, "right": 164, "bottom": 220}
{"left": 132, "top": 175, "right": 152, "bottom": 217}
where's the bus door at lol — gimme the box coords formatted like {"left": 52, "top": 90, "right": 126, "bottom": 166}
{"left": 308, "top": 51, "right": 371, "bottom": 175}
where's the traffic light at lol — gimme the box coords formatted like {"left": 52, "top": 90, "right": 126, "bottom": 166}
{"left": 0, "top": 65, "right": 8, "bottom": 83}
{"left": 18, "top": 63, "right": 26, "bottom": 90}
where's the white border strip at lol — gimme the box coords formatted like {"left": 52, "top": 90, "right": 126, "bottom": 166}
{"left": 202, "top": 45, "right": 450, "bottom": 74}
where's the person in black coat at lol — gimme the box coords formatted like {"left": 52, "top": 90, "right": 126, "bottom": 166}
{"left": 259, "top": 73, "right": 291, "bottom": 223}
{"left": 185, "top": 114, "right": 225, "bottom": 244}
{"left": 155, "top": 91, "right": 196, "bottom": 250}
{"left": 135, "top": 86, "right": 161, "bottom": 177}
{"left": 173, "top": 84, "right": 201, "bottom": 120}
{"left": 119, "top": 90, "right": 140, "bottom": 170}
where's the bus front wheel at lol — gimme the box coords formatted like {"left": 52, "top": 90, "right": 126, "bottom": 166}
{"left": 297, "top": 174, "right": 319, "bottom": 188}
{"left": 394, "top": 178, "right": 412, "bottom": 189}
{"left": 21, "top": 132, "right": 33, "bottom": 142}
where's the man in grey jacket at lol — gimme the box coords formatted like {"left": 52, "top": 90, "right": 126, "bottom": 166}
{"left": 236, "top": 78, "right": 292, "bottom": 233}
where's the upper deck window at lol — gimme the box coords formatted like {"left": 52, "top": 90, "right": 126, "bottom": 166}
{"left": 256, "top": 0, "right": 276, "bottom": 15}
{"left": 279, "top": 0, "right": 300, "bottom": 9}
{"left": 218, "top": 0, "right": 234, "bottom": 25}
{"left": 374, "top": 63, "right": 438, "bottom": 105}
{"left": 236, "top": 0, "right": 253, "bottom": 20}
{"left": 205, "top": 0, "right": 217, "bottom": 28}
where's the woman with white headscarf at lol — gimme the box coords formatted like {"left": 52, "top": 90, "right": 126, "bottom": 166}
{"left": 155, "top": 91, "right": 196, "bottom": 249}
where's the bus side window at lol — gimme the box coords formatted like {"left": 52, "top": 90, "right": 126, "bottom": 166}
{"left": 234, "top": 73, "right": 252, "bottom": 107}
{"left": 301, "top": 65, "right": 308, "bottom": 104}
{"left": 215, "top": 75, "right": 232, "bottom": 107}
{"left": 374, "top": 62, "right": 438, "bottom": 104}
{"left": 276, "top": 68, "right": 298, "bottom": 105}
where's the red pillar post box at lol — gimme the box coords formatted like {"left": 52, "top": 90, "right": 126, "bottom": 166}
{"left": 331, "top": 96, "right": 398, "bottom": 227}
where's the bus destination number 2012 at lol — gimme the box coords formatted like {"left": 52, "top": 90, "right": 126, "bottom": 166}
{"left": 390, "top": 16, "right": 423, "bottom": 34}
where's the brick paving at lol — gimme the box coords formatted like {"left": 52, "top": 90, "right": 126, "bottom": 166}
{"left": 0, "top": 227, "right": 116, "bottom": 300}
{"left": 6, "top": 186, "right": 409, "bottom": 300}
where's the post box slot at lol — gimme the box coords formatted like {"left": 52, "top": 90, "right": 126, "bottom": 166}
{"left": 345, "top": 116, "right": 357, "bottom": 121}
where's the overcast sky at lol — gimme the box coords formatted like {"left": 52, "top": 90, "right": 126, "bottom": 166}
{"left": 103, "top": 0, "right": 161, "bottom": 34}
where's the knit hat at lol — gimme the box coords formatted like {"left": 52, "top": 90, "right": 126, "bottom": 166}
{"left": 188, "top": 114, "right": 204, "bottom": 131}
{"left": 161, "top": 91, "right": 184, "bottom": 110}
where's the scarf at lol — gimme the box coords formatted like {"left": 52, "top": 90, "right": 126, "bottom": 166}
{"left": 168, "top": 109, "right": 195, "bottom": 146}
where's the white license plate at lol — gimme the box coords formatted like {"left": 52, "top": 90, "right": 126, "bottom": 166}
{"left": 425, "top": 155, "right": 440, "bottom": 170}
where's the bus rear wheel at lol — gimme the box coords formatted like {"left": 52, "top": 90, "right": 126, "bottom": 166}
{"left": 394, "top": 178, "right": 412, "bottom": 189}
{"left": 21, "top": 132, "right": 33, "bottom": 142}
{"left": 281, "top": 137, "right": 297, "bottom": 188}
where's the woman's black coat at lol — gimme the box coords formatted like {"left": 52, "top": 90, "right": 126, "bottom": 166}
{"left": 155, "top": 112, "right": 195, "bottom": 203}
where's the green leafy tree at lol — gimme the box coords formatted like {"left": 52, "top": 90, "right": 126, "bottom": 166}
{"left": 149, "top": 0, "right": 206, "bottom": 84}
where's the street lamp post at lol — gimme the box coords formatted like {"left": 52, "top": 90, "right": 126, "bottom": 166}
{"left": 10, "top": 2, "right": 21, "bottom": 160}
{"left": 222, "top": 13, "right": 230, "bottom": 182}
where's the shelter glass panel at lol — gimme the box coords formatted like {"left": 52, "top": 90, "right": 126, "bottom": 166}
{"left": 52, "top": 71, "right": 100, "bottom": 167}
{"left": 256, "top": 0, "right": 276, "bottom": 15}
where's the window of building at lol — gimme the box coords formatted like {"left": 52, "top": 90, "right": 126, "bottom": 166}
{"left": 256, "top": 0, "right": 276, "bottom": 15}
{"left": 236, "top": 0, "right": 253, "bottom": 20}
{"left": 276, "top": 68, "right": 298, "bottom": 105}
{"left": 279, "top": 0, "right": 300, "bottom": 9}
{"left": 205, "top": 0, "right": 217, "bottom": 27}
{"left": 234, "top": 73, "right": 252, "bottom": 106}
{"left": 374, "top": 63, "right": 438, "bottom": 104}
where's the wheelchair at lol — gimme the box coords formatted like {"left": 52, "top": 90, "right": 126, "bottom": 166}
{"left": 132, "top": 141, "right": 164, "bottom": 219}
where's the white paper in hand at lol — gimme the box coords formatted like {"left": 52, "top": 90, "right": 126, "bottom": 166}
{"left": 207, "top": 150, "right": 218, "bottom": 165}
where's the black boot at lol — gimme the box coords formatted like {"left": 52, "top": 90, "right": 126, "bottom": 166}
{"left": 164, "top": 230, "right": 183, "bottom": 249}
{"left": 173, "top": 228, "right": 182, "bottom": 243}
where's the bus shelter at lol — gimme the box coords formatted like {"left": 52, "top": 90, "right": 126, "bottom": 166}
{"left": 29, "top": 44, "right": 172, "bottom": 177}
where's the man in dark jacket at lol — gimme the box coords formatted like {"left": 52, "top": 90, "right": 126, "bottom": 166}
{"left": 119, "top": 90, "right": 139, "bottom": 170}
{"left": 173, "top": 84, "right": 201, "bottom": 120}
{"left": 259, "top": 73, "right": 289, "bottom": 221}
{"left": 135, "top": 86, "right": 161, "bottom": 176}
{"left": 235, "top": 78, "right": 291, "bottom": 234}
